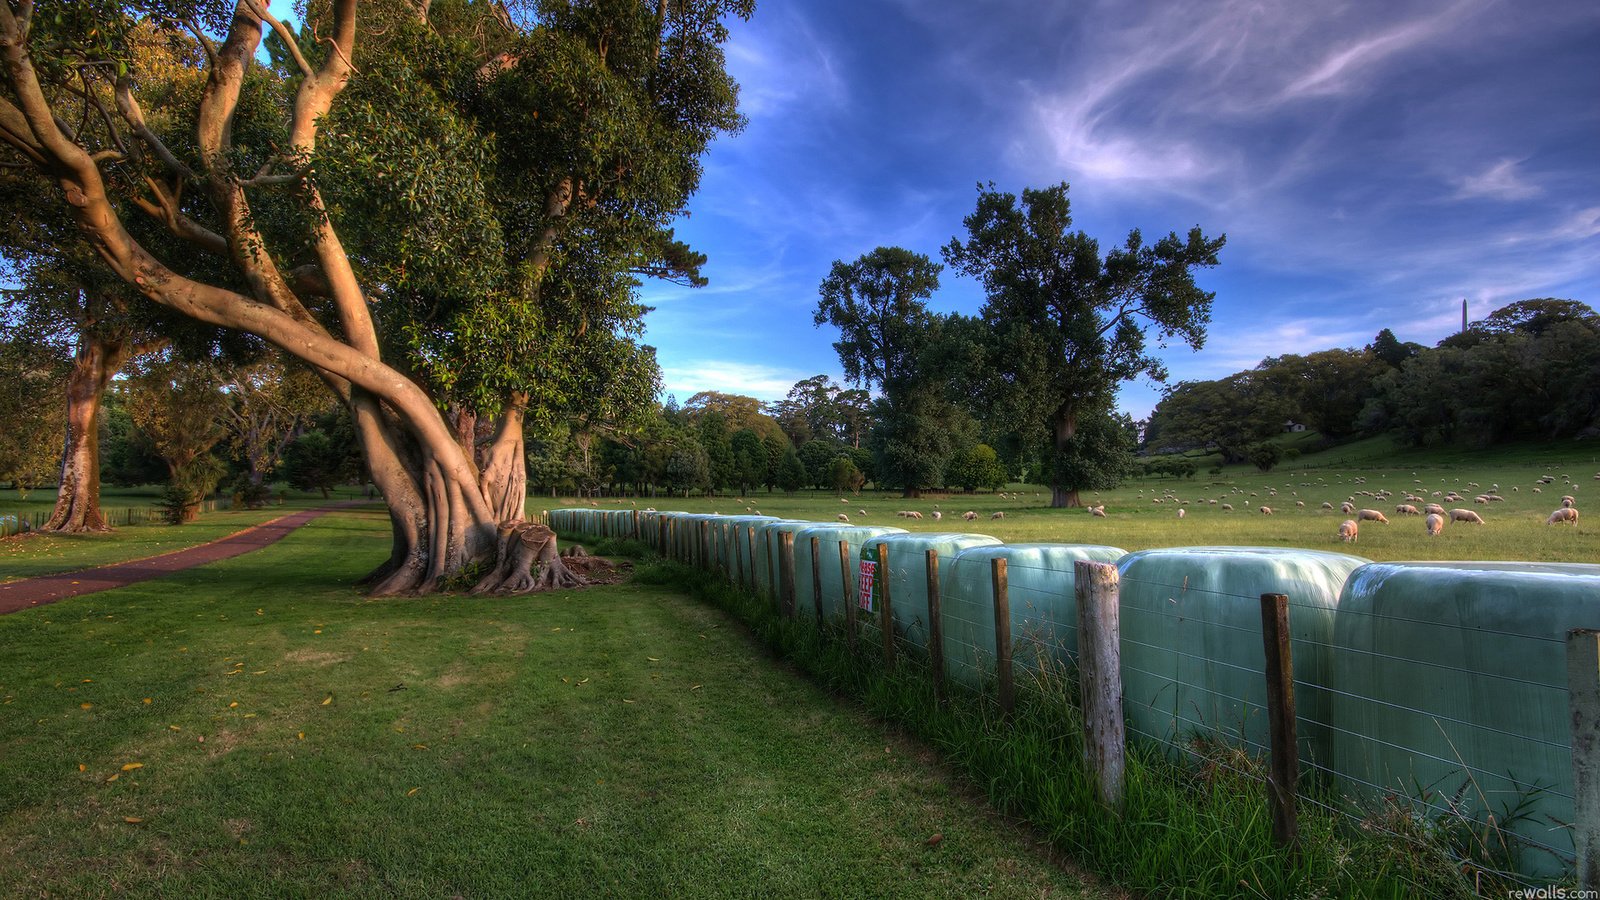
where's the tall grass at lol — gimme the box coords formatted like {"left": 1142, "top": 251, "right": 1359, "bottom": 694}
{"left": 611, "top": 541, "right": 1515, "bottom": 899}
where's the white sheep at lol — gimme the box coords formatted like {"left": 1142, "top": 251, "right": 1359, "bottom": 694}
{"left": 1177, "top": 508, "right": 1186, "bottom": 519}
{"left": 1358, "top": 509, "right": 1389, "bottom": 524}
{"left": 1473, "top": 495, "right": 1489, "bottom": 505}
{"left": 1259, "top": 506, "right": 1273, "bottom": 516}
{"left": 1221, "top": 503, "right": 1233, "bottom": 511}
{"left": 1295, "top": 501, "right": 1305, "bottom": 508}
{"left": 1562, "top": 496, "right": 1576, "bottom": 508}
{"left": 962, "top": 511, "right": 978, "bottom": 521}
{"left": 990, "top": 511, "right": 1006, "bottom": 520}
{"left": 1547, "top": 508, "right": 1579, "bottom": 525}
{"left": 1338, "top": 519, "right": 1358, "bottom": 543}
{"left": 1090, "top": 506, "right": 1107, "bottom": 518}
{"left": 932, "top": 511, "right": 943, "bottom": 520}
{"left": 1449, "top": 508, "right": 1485, "bottom": 524}
{"left": 1341, "top": 501, "right": 1355, "bottom": 514}
{"left": 837, "top": 513, "right": 850, "bottom": 523}
{"left": 1425, "top": 513, "right": 1445, "bottom": 536}
{"left": 1424, "top": 503, "right": 1445, "bottom": 516}
{"left": 1395, "top": 504, "right": 1420, "bottom": 516}
{"left": 1321, "top": 501, "right": 1334, "bottom": 510}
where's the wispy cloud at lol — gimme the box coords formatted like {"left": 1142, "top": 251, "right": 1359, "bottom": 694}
{"left": 1454, "top": 158, "right": 1542, "bottom": 201}
{"left": 1278, "top": 3, "right": 1475, "bottom": 100}
{"left": 659, "top": 359, "right": 818, "bottom": 403}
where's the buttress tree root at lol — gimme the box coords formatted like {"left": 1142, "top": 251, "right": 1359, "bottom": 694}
{"left": 472, "top": 521, "right": 587, "bottom": 594}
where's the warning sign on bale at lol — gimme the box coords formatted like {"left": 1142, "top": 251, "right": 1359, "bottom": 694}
{"left": 858, "top": 546, "right": 879, "bottom": 612}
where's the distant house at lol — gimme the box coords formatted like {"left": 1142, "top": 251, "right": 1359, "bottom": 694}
{"left": 1284, "top": 421, "right": 1306, "bottom": 433}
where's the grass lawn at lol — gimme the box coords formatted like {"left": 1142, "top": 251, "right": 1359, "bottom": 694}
{"left": 545, "top": 441, "right": 1600, "bottom": 564}
{"left": 1, "top": 489, "right": 370, "bottom": 584}
{"left": 0, "top": 509, "right": 1101, "bottom": 898}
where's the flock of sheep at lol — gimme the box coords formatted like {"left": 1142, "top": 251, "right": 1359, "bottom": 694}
{"left": 1133, "top": 470, "right": 1588, "bottom": 543}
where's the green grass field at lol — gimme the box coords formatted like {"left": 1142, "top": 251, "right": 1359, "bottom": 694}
{"left": 543, "top": 442, "right": 1599, "bottom": 564}
{"left": 0, "top": 509, "right": 1101, "bottom": 898}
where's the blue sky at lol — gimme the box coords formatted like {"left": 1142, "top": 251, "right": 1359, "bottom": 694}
{"left": 641, "top": 0, "right": 1600, "bottom": 420}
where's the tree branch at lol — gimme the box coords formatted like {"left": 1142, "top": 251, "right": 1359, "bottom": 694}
{"left": 114, "top": 76, "right": 195, "bottom": 180}
{"left": 243, "top": 0, "right": 315, "bottom": 79}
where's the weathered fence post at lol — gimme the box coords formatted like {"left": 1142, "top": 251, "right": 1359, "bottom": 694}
{"left": 632, "top": 509, "right": 640, "bottom": 539}
{"left": 991, "top": 557, "right": 1013, "bottom": 718}
{"left": 1075, "top": 560, "right": 1125, "bottom": 810}
{"left": 840, "top": 540, "right": 858, "bottom": 653}
{"left": 779, "top": 531, "right": 797, "bottom": 620}
{"left": 668, "top": 519, "right": 677, "bottom": 562}
{"left": 926, "top": 549, "right": 947, "bottom": 706}
{"left": 1571, "top": 628, "right": 1600, "bottom": 891}
{"left": 735, "top": 524, "right": 746, "bottom": 587}
{"left": 811, "top": 536, "right": 824, "bottom": 626}
{"left": 764, "top": 530, "right": 775, "bottom": 606}
{"left": 878, "top": 542, "right": 895, "bottom": 669}
{"left": 701, "top": 520, "right": 711, "bottom": 571}
{"left": 1260, "top": 592, "right": 1300, "bottom": 855}
{"left": 746, "top": 527, "right": 757, "bottom": 593}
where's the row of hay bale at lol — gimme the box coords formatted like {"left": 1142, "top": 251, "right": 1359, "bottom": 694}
{"left": 549, "top": 507, "right": 1597, "bottom": 879}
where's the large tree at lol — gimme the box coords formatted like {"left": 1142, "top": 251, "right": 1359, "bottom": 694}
{"left": 943, "top": 183, "right": 1223, "bottom": 507}
{"left": 814, "top": 245, "right": 949, "bottom": 497}
{"left": 0, "top": 0, "right": 749, "bottom": 593}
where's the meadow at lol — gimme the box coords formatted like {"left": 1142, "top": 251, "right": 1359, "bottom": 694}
{"left": 545, "top": 438, "right": 1599, "bottom": 565}
{"left": 0, "top": 509, "right": 1101, "bottom": 898}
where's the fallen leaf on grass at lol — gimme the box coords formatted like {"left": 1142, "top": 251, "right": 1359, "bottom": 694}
{"left": 228, "top": 702, "right": 238, "bottom": 709}
{"left": 314, "top": 629, "right": 322, "bottom": 635}
{"left": 321, "top": 696, "right": 332, "bottom": 706}
{"left": 142, "top": 698, "right": 152, "bottom": 704}
{"left": 252, "top": 671, "right": 266, "bottom": 675}
{"left": 77, "top": 764, "right": 85, "bottom": 772}
{"left": 120, "top": 762, "right": 143, "bottom": 771}
{"left": 123, "top": 816, "right": 143, "bottom": 824}
{"left": 80, "top": 703, "right": 92, "bottom": 710}
{"left": 242, "top": 713, "right": 256, "bottom": 719}
{"left": 622, "top": 699, "right": 635, "bottom": 704}
{"left": 406, "top": 787, "right": 419, "bottom": 797}
{"left": 646, "top": 657, "right": 659, "bottom": 662}
{"left": 81, "top": 679, "right": 93, "bottom": 683}
{"left": 690, "top": 684, "right": 702, "bottom": 691}
{"left": 577, "top": 677, "right": 589, "bottom": 685}
{"left": 925, "top": 833, "right": 943, "bottom": 847}
{"left": 412, "top": 744, "right": 428, "bottom": 751}
{"left": 168, "top": 725, "right": 181, "bottom": 732}
{"left": 105, "top": 773, "right": 119, "bottom": 783}
{"left": 297, "top": 732, "right": 304, "bottom": 740}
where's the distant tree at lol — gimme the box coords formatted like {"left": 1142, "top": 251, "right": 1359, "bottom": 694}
{"left": 126, "top": 359, "right": 230, "bottom": 522}
{"left": 730, "top": 429, "right": 767, "bottom": 495}
{"left": 946, "top": 443, "right": 1008, "bottom": 492}
{"left": 281, "top": 432, "right": 342, "bottom": 498}
{"left": 1146, "top": 373, "right": 1288, "bottom": 463}
{"left": 698, "top": 411, "right": 735, "bottom": 494}
{"left": 815, "top": 246, "right": 950, "bottom": 497}
{"left": 0, "top": 338, "right": 68, "bottom": 498}
{"left": 1254, "top": 349, "right": 1386, "bottom": 438}
{"left": 1368, "top": 328, "right": 1423, "bottom": 368}
{"left": 664, "top": 443, "right": 710, "bottom": 497}
{"left": 828, "top": 454, "right": 864, "bottom": 494}
{"left": 776, "top": 447, "right": 807, "bottom": 493}
{"left": 1473, "top": 299, "right": 1598, "bottom": 337}
{"left": 797, "top": 438, "right": 840, "bottom": 489}
{"left": 761, "top": 432, "right": 789, "bottom": 493}
{"left": 943, "top": 183, "right": 1223, "bottom": 507}
{"left": 1247, "top": 442, "right": 1284, "bottom": 472}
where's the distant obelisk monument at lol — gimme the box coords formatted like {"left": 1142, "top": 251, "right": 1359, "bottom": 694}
{"left": 1461, "top": 298, "right": 1467, "bottom": 332}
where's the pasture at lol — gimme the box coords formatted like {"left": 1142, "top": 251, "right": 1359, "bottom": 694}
{"left": 549, "top": 440, "right": 1599, "bottom": 564}
{"left": 0, "top": 509, "right": 1098, "bottom": 898}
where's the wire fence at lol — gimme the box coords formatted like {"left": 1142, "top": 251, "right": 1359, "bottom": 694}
{"left": 550, "top": 508, "right": 1596, "bottom": 887}
{"left": 0, "top": 497, "right": 233, "bottom": 537}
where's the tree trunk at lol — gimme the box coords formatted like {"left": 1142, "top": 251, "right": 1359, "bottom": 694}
{"left": 43, "top": 336, "right": 127, "bottom": 533}
{"left": 478, "top": 396, "right": 527, "bottom": 523}
{"left": 1051, "top": 408, "right": 1082, "bottom": 509}
{"left": 902, "top": 485, "right": 921, "bottom": 499}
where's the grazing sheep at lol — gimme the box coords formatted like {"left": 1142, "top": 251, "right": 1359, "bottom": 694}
{"left": 1341, "top": 501, "right": 1355, "bottom": 514}
{"left": 1423, "top": 503, "right": 1445, "bottom": 516}
{"left": 1221, "top": 503, "right": 1233, "bottom": 511}
{"left": 1296, "top": 501, "right": 1305, "bottom": 508}
{"left": 1563, "top": 496, "right": 1576, "bottom": 508}
{"left": 837, "top": 513, "right": 851, "bottom": 523}
{"left": 1321, "top": 501, "right": 1334, "bottom": 510}
{"left": 1547, "top": 508, "right": 1579, "bottom": 525}
{"left": 962, "top": 511, "right": 978, "bottom": 521}
{"left": 840, "top": 498, "right": 849, "bottom": 503}
{"left": 1473, "top": 495, "right": 1489, "bottom": 505}
{"left": 933, "top": 511, "right": 943, "bottom": 520}
{"left": 1395, "top": 504, "right": 1420, "bottom": 516}
{"left": 1449, "top": 508, "right": 1485, "bottom": 524}
{"left": 858, "top": 509, "right": 867, "bottom": 516}
{"left": 1177, "top": 508, "right": 1186, "bottom": 519}
{"left": 1425, "top": 513, "right": 1445, "bottom": 536}
{"left": 1534, "top": 487, "right": 1543, "bottom": 493}
{"left": 1090, "top": 506, "right": 1107, "bottom": 518}
{"left": 1338, "top": 520, "right": 1358, "bottom": 543}
{"left": 990, "top": 511, "right": 1006, "bottom": 520}
{"left": 1259, "top": 506, "right": 1273, "bottom": 516}
{"left": 1357, "top": 509, "right": 1389, "bottom": 524}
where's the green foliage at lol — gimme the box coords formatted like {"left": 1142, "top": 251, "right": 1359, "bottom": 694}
{"left": 0, "top": 337, "right": 68, "bottom": 497}
{"left": 281, "top": 431, "right": 346, "bottom": 498}
{"left": 827, "top": 453, "right": 864, "bottom": 493}
{"left": 1147, "top": 373, "right": 1289, "bottom": 462}
{"left": 796, "top": 438, "right": 839, "bottom": 489}
{"left": 1246, "top": 442, "right": 1283, "bottom": 472}
{"left": 946, "top": 443, "right": 1008, "bottom": 492}
{"left": 776, "top": 446, "right": 806, "bottom": 493}
{"left": 943, "top": 183, "right": 1223, "bottom": 504}
{"left": 1051, "top": 409, "right": 1136, "bottom": 493}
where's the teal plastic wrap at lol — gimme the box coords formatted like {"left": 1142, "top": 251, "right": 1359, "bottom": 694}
{"left": 751, "top": 520, "right": 825, "bottom": 596}
{"left": 1116, "top": 546, "right": 1369, "bottom": 762}
{"left": 863, "top": 532, "right": 1003, "bottom": 650}
{"left": 792, "top": 525, "right": 909, "bottom": 620}
{"left": 1329, "top": 561, "right": 1600, "bottom": 878}
{"left": 714, "top": 515, "right": 780, "bottom": 577}
{"left": 943, "top": 543, "right": 1128, "bottom": 690}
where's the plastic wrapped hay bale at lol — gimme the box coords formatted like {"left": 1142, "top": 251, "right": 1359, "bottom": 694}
{"left": 751, "top": 520, "right": 826, "bottom": 597}
{"left": 1329, "top": 561, "right": 1600, "bottom": 879}
{"left": 860, "top": 532, "right": 1002, "bottom": 652}
{"left": 943, "top": 543, "right": 1128, "bottom": 690}
{"left": 1116, "top": 546, "right": 1368, "bottom": 762}
{"left": 793, "top": 525, "right": 909, "bottom": 620}
{"left": 713, "top": 515, "right": 778, "bottom": 576}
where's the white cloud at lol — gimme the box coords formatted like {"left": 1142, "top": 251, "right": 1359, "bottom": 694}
{"left": 1278, "top": 4, "right": 1473, "bottom": 100}
{"left": 659, "top": 359, "right": 814, "bottom": 403}
{"left": 1454, "top": 158, "right": 1542, "bottom": 201}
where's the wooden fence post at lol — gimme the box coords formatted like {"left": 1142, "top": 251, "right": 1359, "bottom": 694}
{"left": 878, "top": 542, "right": 895, "bottom": 669}
{"left": 811, "top": 537, "right": 824, "bottom": 626}
{"left": 1260, "top": 593, "right": 1300, "bottom": 855}
{"left": 747, "top": 527, "right": 757, "bottom": 593}
{"left": 927, "top": 549, "right": 947, "bottom": 706}
{"left": 991, "top": 558, "right": 1013, "bottom": 718}
{"left": 1075, "top": 560, "right": 1125, "bottom": 810}
{"left": 735, "top": 524, "right": 746, "bottom": 587}
{"left": 632, "top": 509, "right": 640, "bottom": 539}
{"left": 779, "top": 532, "right": 797, "bottom": 619}
{"left": 668, "top": 519, "right": 677, "bottom": 561}
{"left": 700, "top": 520, "right": 711, "bottom": 571}
{"left": 1571, "top": 628, "right": 1600, "bottom": 891}
{"left": 840, "top": 540, "right": 858, "bottom": 653}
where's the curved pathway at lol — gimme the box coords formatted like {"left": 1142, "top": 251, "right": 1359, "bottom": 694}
{"left": 0, "top": 502, "right": 369, "bottom": 615}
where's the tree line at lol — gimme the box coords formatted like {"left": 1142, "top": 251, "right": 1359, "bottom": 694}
{"left": 1144, "top": 299, "right": 1600, "bottom": 465}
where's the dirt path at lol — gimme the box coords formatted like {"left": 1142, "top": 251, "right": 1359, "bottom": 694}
{"left": 0, "top": 502, "right": 369, "bottom": 615}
